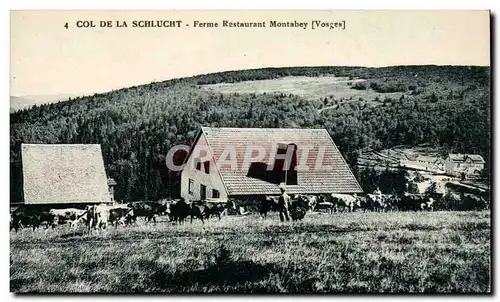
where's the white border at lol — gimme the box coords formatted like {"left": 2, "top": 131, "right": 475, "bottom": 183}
{"left": 3, "top": 0, "right": 498, "bottom": 301}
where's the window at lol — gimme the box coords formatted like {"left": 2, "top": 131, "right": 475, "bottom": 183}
{"left": 195, "top": 159, "right": 201, "bottom": 171}
{"left": 188, "top": 179, "right": 194, "bottom": 194}
{"left": 200, "top": 184, "right": 207, "bottom": 200}
{"left": 212, "top": 189, "right": 220, "bottom": 198}
{"left": 204, "top": 161, "right": 210, "bottom": 174}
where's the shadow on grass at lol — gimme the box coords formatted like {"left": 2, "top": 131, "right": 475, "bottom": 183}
{"left": 150, "top": 259, "right": 278, "bottom": 293}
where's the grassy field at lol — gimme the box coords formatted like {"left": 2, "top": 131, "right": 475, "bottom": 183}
{"left": 200, "top": 76, "right": 404, "bottom": 102}
{"left": 10, "top": 211, "right": 490, "bottom": 294}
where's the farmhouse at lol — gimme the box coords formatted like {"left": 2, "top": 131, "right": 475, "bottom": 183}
{"left": 444, "top": 153, "right": 485, "bottom": 179}
{"left": 21, "top": 144, "right": 112, "bottom": 205}
{"left": 180, "top": 127, "right": 362, "bottom": 201}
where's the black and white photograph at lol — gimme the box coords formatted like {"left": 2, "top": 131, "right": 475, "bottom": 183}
{"left": 9, "top": 10, "right": 491, "bottom": 294}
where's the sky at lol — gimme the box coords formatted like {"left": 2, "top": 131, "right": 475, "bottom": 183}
{"left": 10, "top": 10, "right": 490, "bottom": 97}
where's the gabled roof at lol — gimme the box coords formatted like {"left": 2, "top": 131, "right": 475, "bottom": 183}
{"left": 199, "top": 127, "right": 363, "bottom": 195}
{"left": 448, "top": 153, "right": 485, "bottom": 164}
{"left": 467, "top": 154, "right": 486, "bottom": 163}
{"left": 21, "top": 144, "right": 111, "bottom": 204}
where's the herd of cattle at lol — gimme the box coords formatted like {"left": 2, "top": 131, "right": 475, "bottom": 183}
{"left": 9, "top": 199, "right": 237, "bottom": 233}
{"left": 10, "top": 191, "right": 488, "bottom": 233}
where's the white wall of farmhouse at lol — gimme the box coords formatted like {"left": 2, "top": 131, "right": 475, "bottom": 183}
{"left": 180, "top": 133, "right": 228, "bottom": 201}
{"left": 445, "top": 156, "right": 485, "bottom": 177}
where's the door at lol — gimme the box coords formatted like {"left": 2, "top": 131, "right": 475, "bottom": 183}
{"left": 200, "top": 184, "right": 207, "bottom": 200}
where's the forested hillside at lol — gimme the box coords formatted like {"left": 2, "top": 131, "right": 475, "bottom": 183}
{"left": 10, "top": 66, "right": 490, "bottom": 202}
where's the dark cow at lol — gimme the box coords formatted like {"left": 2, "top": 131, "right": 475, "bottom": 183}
{"left": 356, "top": 195, "right": 375, "bottom": 212}
{"left": 189, "top": 201, "right": 208, "bottom": 224}
{"left": 168, "top": 198, "right": 191, "bottom": 224}
{"left": 400, "top": 193, "right": 433, "bottom": 211}
{"left": 259, "top": 195, "right": 280, "bottom": 219}
{"left": 296, "top": 195, "right": 318, "bottom": 213}
{"left": 289, "top": 196, "right": 309, "bottom": 221}
{"left": 108, "top": 206, "right": 134, "bottom": 227}
{"left": 11, "top": 208, "right": 56, "bottom": 232}
{"left": 127, "top": 201, "right": 164, "bottom": 223}
{"left": 203, "top": 199, "right": 237, "bottom": 220}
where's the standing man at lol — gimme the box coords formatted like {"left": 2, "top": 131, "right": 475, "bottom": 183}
{"left": 278, "top": 186, "right": 291, "bottom": 222}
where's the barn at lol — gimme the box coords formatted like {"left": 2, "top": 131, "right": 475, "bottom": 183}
{"left": 180, "top": 127, "right": 363, "bottom": 201}
{"left": 21, "top": 144, "right": 112, "bottom": 207}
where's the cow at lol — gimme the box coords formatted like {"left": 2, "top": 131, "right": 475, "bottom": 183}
{"left": 11, "top": 208, "right": 56, "bottom": 232}
{"left": 108, "top": 206, "right": 134, "bottom": 228}
{"left": 313, "top": 195, "right": 336, "bottom": 214}
{"left": 400, "top": 193, "right": 433, "bottom": 211}
{"left": 127, "top": 201, "right": 164, "bottom": 223}
{"left": 385, "top": 195, "right": 400, "bottom": 212}
{"left": 330, "top": 194, "right": 360, "bottom": 213}
{"left": 203, "top": 199, "right": 237, "bottom": 220}
{"left": 49, "top": 208, "right": 88, "bottom": 229}
{"left": 289, "top": 196, "right": 309, "bottom": 221}
{"left": 259, "top": 195, "right": 280, "bottom": 219}
{"left": 168, "top": 198, "right": 191, "bottom": 224}
{"left": 86, "top": 205, "right": 110, "bottom": 233}
{"left": 189, "top": 201, "right": 208, "bottom": 224}
{"left": 366, "top": 194, "right": 388, "bottom": 212}
{"left": 296, "top": 195, "right": 318, "bottom": 213}
{"left": 356, "top": 195, "right": 373, "bottom": 212}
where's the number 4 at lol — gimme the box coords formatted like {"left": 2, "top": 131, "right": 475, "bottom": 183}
{"left": 64, "top": 22, "right": 68, "bottom": 29}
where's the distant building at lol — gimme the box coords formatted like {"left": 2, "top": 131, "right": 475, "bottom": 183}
{"left": 445, "top": 153, "right": 485, "bottom": 179}
{"left": 180, "top": 127, "right": 363, "bottom": 201}
{"left": 107, "top": 178, "right": 117, "bottom": 203}
{"left": 399, "top": 154, "right": 445, "bottom": 173}
{"left": 21, "top": 144, "right": 112, "bottom": 205}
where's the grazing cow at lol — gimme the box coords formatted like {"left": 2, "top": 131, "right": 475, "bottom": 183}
{"left": 366, "top": 194, "right": 388, "bottom": 212}
{"left": 330, "top": 194, "right": 360, "bottom": 213}
{"left": 189, "top": 201, "right": 208, "bottom": 224}
{"left": 314, "top": 195, "right": 336, "bottom": 214}
{"left": 400, "top": 193, "right": 432, "bottom": 211}
{"left": 108, "top": 206, "right": 134, "bottom": 227}
{"left": 168, "top": 198, "right": 191, "bottom": 224}
{"left": 356, "top": 195, "right": 375, "bottom": 212}
{"left": 203, "top": 199, "right": 237, "bottom": 220}
{"left": 127, "top": 201, "right": 164, "bottom": 223}
{"left": 49, "top": 208, "right": 88, "bottom": 229}
{"left": 296, "top": 195, "right": 318, "bottom": 213}
{"left": 11, "top": 208, "right": 56, "bottom": 231}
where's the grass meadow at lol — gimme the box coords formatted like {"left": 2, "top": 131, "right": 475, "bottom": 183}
{"left": 200, "top": 76, "right": 404, "bottom": 102}
{"left": 10, "top": 211, "right": 491, "bottom": 294}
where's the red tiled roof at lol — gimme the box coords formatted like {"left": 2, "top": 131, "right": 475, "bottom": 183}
{"left": 201, "top": 127, "right": 363, "bottom": 195}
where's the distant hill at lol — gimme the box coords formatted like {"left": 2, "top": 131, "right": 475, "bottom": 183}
{"left": 10, "top": 66, "right": 491, "bottom": 202}
{"left": 10, "top": 94, "right": 78, "bottom": 112}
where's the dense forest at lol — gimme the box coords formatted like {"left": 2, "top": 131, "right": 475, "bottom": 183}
{"left": 10, "top": 66, "right": 491, "bottom": 202}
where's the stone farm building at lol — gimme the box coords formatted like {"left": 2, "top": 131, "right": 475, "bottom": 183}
{"left": 21, "top": 144, "right": 112, "bottom": 207}
{"left": 444, "top": 153, "right": 486, "bottom": 179}
{"left": 180, "top": 127, "right": 363, "bottom": 201}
